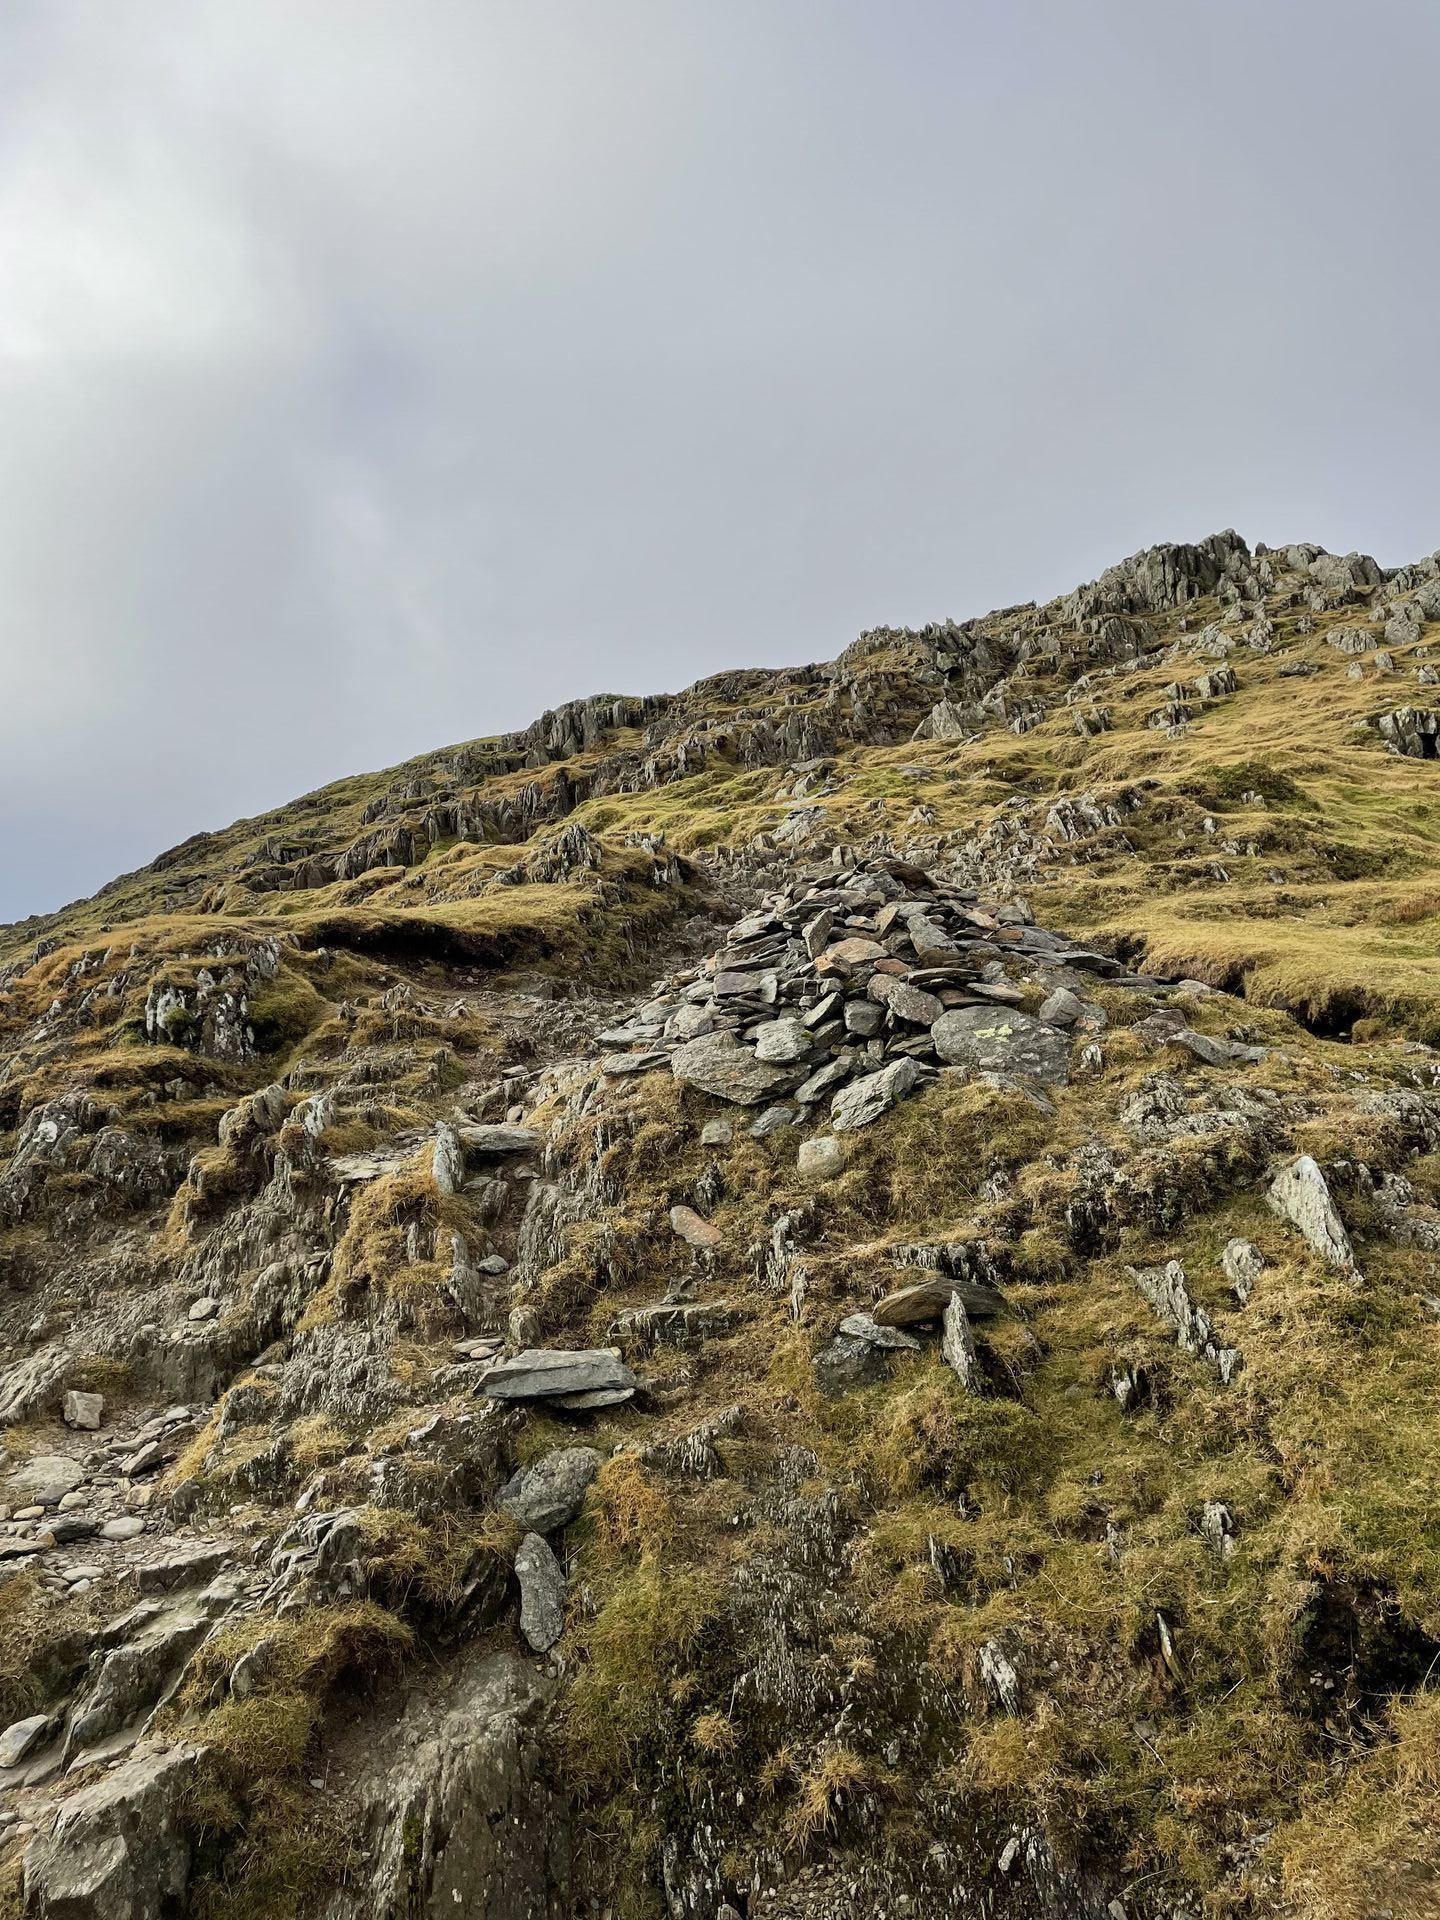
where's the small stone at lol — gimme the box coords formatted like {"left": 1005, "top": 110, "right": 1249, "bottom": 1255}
{"left": 1221, "top": 1238, "right": 1264, "bottom": 1302}
{"left": 1038, "top": 987, "right": 1086, "bottom": 1029}
{"left": 748, "top": 1104, "right": 795, "bottom": 1138}
{"left": 62, "top": 1392, "right": 104, "bottom": 1432}
{"left": 99, "top": 1517, "right": 146, "bottom": 1542}
{"left": 797, "top": 1136, "right": 845, "bottom": 1180}
{"left": 700, "top": 1119, "right": 734, "bottom": 1148}
{"left": 670, "top": 1205, "right": 722, "bottom": 1251}
{"left": 514, "top": 1532, "right": 566, "bottom": 1651}
{"left": 187, "top": 1297, "right": 220, "bottom": 1323}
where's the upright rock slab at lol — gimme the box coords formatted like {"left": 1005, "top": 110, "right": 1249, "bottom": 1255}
{"left": 1267, "top": 1155, "right": 1358, "bottom": 1272}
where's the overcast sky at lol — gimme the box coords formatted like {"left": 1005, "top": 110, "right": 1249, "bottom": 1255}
{"left": 2, "top": 0, "right": 1437, "bottom": 923}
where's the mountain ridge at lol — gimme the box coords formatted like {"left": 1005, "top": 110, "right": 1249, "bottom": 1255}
{"left": 0, "top": 526, "right": 1438, "bottom": 1920}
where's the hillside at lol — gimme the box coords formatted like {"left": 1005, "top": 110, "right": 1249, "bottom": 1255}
{"left": 1, "top": 528, "right": 1439, "bottom": 1919}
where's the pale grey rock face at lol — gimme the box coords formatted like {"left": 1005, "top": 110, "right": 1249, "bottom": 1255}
{"left": 313, "top": 1651, "right": 567, "bottom": 1920}
{"left": 514, "top": 1532, "right": 565, "bottom": 1651}
{"left": 1267, "top": 1154, "right": 1357, "bottom": 1270}
{"left": 669, "top": 1031, "right": 792, "bottom": 1105}
{"left": 63, "top": 1390, "right": 104, "bottom": 1430}
{"left": 931, "top": 1005, "right": 1070, "bottom": 1085}
{"left": 10, "top": 1454, "right": 83, "bottom": 1507}
{"left": 499, "top": 1448, "right": 601, "bottom": 1535}
{"left": 23, "top": 1742, "right": 200, "bottom": 1920}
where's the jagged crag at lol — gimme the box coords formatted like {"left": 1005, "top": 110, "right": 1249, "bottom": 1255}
{"left": 3, "top": 531, "right": 1440, "bottom": 1920}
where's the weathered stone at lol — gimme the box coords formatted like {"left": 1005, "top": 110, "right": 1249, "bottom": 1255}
{"left": 940, "top": 1292, "right": 982, "bottom": 1391}
{"left": 836, "top": 1312, "right": 920, "bottom": 1351}
{"left": 831, "top": 1057, "right": 920, "bottom": 1131}
{"left": 514, "top": 1533, "right": 565, "bottom": 1651}
{"left": 10, "top": 1454, "right": 82, "bottom": 1507}
{"left": 499, "top": 1448, "right": 601, "bottom": 1535}
{"left": 456, "top": 1124, "right": 541, "bottom": 1156}
{"left": 797, "top": 1135, "right": 845, "bottom": 1180}
{"left": 1221, "top": 1237, "right": 1264, "bottom": 1302}
{"left": 23, "top": 1742, "right": 200, "bottom": 1920}
{"left": 0, "top": 1713, "right": 50, "bottom": 1769}
{"left": 478, "top": 1349, "right": 639, "bottom": 1404}
{"left": 669, "top": 1032, "right": 791, "bottom": 1106}
{"left": 1038, "top": 987, "right": 1086, "bottom": 1029}
{"left": 700, "top": 1119, "right": 733, "bottom": 1147}
{"left": 747, "top": 1103, "right": 795, "bottom": 1138}
{"left": 62, "top": 1391, "right": 104, "bottom": 1431}
{"left": 872, "top": 1275, "right": 1005, "bottom": 1324}
{"left": 752, "top": 1017, "right": 810, "bottom": 1063}
{"left": 669, "top": 1204, "right": 722, "bottom": 1251}
{"left": 1267, "top": 1155, "right": 1357, "bottom": 1270}
{"left": 931, "top": 1005, "right": 1070, "bottom": 1085}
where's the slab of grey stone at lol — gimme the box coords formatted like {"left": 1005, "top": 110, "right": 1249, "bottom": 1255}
{"left": 670, "top": 1031, "right": 792, "bottom": 1106}
{"left": 478, "top": 1349, "right": 639, "bottom": 1404}
{"left": 931, "top": 1005, "right": 1070, "bottom": 1085}
{"left": 1267, "top": 1155, "right": 1357, "bottom": 1270}
{"left": 831, "top": 1057, "right": 919, "bottom": 1131}
{"left": 514, "top": 1532, "right": 565, "bottom": 1651}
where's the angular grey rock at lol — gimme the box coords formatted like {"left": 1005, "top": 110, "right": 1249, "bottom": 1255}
{"left": 514, "top": 1532, "right": 565, "bottom": 1651}
{"left": 797, "top": 1135, "right": 845, "bottom": 1180}
{"left": 1038, "top": 987, "right": 1086, "bottom": 1029}
{"left": 456, "top": 1124, "right": 541, "bottom": 1156}
{"left": 62, "top": 1390, "right": 104, "bottom": 1431}
{"left": 752, "top": 1017, "right": 811, "bottom": 1063}
{"left": 0, "top": 1713, "right": 50, "bottom": 1769}
{"left": 669, "top": 1031, "right": 792, "bottom": 1106}
{"left": 499, "top": 1447, "right": 601, "bottom": 1534}
{"left": 940, "top": 1292, "right": 982, "bottom": 1392}
{"left": 1130, "top": 1259, "right": 1241, "bottom": 1379}
{"left": 700, "top": 1119, "right": 734, "bottom": 1147}
{"left": 831, "top": 1056, "right": 920, "bottom": 1131}
{"left": 792, "top": 1055, "right": 851, "bottom": 1104}
{"left": 876, "top": 979, "right": 944, "bottom": 1026}
{"left": 843, "top": 998, "right": 883, "bottom": 1039}
{"left": 836, "top": 1312, "right": 920, "bottom": 1351}
{"left": 1267, "top": 1155, "right": 1357, "bottom": 1270}
{"left": 1221, "top": 1237, "right": 1265, "bottom": 1302}
{"left": 478, "top": 1348, "right": 639, "bottom": 1404}
{"left": 432, "top": 1122, "right": 464, "bottom": 1196}
{"left": 748, "top": 1103, "right": 795, "bottom": 1138}
{"left": 931, "top": 1005, "right": 1070, "bottom": 1085}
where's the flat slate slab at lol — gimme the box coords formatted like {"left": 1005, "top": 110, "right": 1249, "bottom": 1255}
{"left": 476, "top": 1348, "right": 639, "bottom": 1403}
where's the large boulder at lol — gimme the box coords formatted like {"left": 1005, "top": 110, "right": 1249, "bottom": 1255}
{"left": 931, "top": 1005, "right": 1070, "bottom": 1085}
